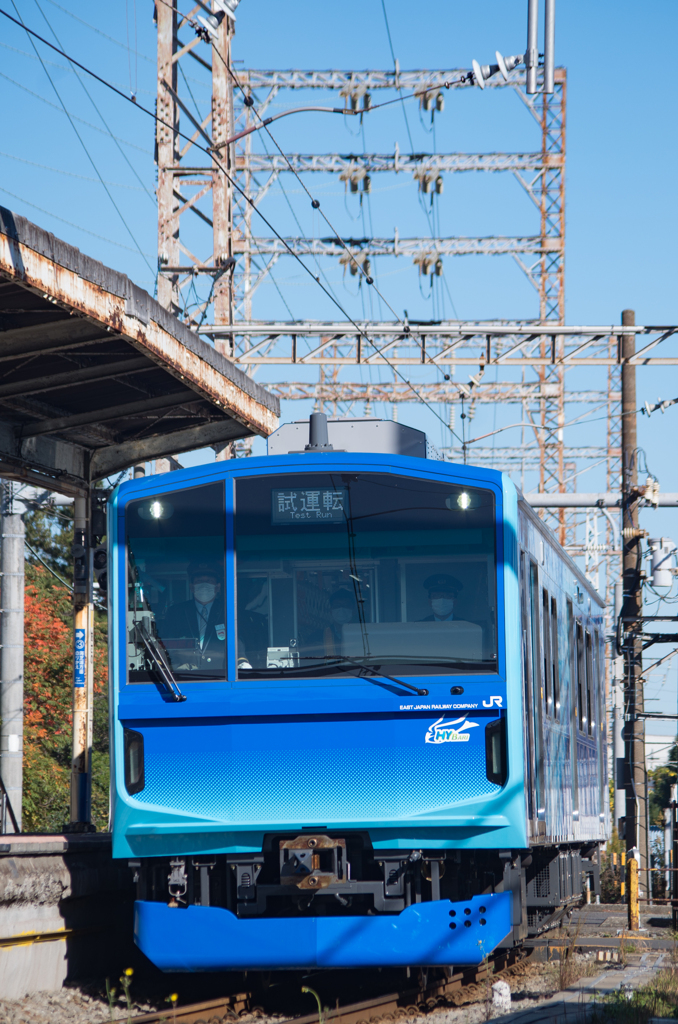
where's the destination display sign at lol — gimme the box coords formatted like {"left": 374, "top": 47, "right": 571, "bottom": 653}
{"left": 271, "top": 487, "right": 348, "bottom": 524}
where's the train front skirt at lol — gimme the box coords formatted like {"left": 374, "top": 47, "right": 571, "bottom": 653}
{"left": 134, "top": 893, "right": 512, "bottom": 970}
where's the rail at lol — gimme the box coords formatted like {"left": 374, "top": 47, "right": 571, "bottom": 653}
{"left": 115, "top": 948, "right": 529, "bottom": 1024}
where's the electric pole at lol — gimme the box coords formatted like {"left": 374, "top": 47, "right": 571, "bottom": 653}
{"left": 621, "top": 308, "right": 648, "bottom": 897}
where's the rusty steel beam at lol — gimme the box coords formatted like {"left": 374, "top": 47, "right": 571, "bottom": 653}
{"left": 20, "top": 391, "right": 194, "bottom": 439}
{"left": 0, "top": 356, "right": 151, "bottom": 400}
{"left": 89, "top": 418, "right": 252, "bottom": 480}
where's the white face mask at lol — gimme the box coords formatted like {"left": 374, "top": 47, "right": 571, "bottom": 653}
{"left": 194, "top": 582, "right": 217, "bottom": 604}
{"left": 331, "top": 607, "right": 353, "bottom": 624}
{"left": 431, "top": 598, "right": 454, "bottom": 618}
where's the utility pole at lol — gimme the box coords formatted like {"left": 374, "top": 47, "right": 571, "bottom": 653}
{"left": 612, "top": 579, "right": 625, "bottom": 833}
{"left": 0, "top": 481, "right": 24, "bottom": 832}
{"left": 621, "top": 308, "right": 648, "bottom": 897}
{"left": 70, "top": 493, "right": 94, "bottom": 828}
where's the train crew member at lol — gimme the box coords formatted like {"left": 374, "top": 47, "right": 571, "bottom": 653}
{"left": 323, "top": 587, "right": 357, "bottom": 656}
{"left": 421, "top": 573, "right": 463, "bottom": 622}
{"left": 161, "top": 562, "right": 226, "bottom": 672}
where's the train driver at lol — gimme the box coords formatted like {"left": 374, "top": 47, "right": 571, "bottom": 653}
{"left": 421, "top": 573, "right": 463, "bottom": 622}
{"left": 161, "top": 561, "right": 226, "bottom": 672}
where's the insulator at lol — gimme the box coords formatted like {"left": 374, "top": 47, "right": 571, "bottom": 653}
{"left": 422, "top": 258, "right": 432, "bottom": 276}
{"left": 435, "top": 175, "right": 444, "bottom": 195}
{"left": 422, "top": 92, "right": 433, "bottom": 111}
{"left": 349, "top": 261, "right": 358, "bottom": 276}
{"left": 363, "top": 175, "right": 371, "bottom": 194}
{"left": 434, "top": 258, "right": 443, "bottom": 277}
{"left": 350, "top": 178, "right": 359, "bottom": 193}
{"left": 363, "top": 259, "right": 372, "bottom": 277}
{"left": 421, "top": 176, "right": 431, "bottom": 194}
{"left": 350, "top": 94, "right": 359, "bottom": 112}
{"left": 435, "top": 92, "right": 444, "bottom": 112}
{"left": 363, "top": 93, "right": 371, "bottom": 110}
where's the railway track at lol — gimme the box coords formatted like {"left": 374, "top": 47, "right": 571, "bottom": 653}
{"left": 117, "top": 948, "right": 531, "bottom": 1024}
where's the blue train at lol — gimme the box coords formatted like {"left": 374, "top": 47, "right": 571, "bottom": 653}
{"left": 109, "top": 415, "right": 608, "bottom": 971}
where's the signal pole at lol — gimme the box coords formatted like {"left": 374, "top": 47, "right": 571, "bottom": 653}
{"left": 621, "top": 308, "right": 648, "bottom": 897}
{"left": 70, "top": 493, "right": 94, "bottom": 828}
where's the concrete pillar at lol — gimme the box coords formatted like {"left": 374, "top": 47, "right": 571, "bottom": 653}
{"left": 0, "top": 482, "right": 24, "bottom": 832}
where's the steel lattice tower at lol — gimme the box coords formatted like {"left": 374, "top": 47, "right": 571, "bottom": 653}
{"left": 154, "top": 8, "right": 625, "bottom": 587}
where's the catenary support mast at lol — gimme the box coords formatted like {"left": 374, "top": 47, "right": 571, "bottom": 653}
{"left": 621, "top": 308, "right": 648, "bottom": 889}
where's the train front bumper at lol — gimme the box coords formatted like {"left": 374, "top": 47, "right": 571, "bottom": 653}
{"left": 134, "top": 893, "right": 512, "bottom": 970}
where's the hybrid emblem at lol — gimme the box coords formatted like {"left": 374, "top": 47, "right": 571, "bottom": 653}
{"left": 425, "top": 716, "right": 479, "bottom": 744}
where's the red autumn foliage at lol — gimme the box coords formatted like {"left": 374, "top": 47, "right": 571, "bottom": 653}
{"left": 22, "top": 564, "right": 109, "bottom": 832}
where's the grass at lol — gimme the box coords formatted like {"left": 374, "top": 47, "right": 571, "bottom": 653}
{"left": 594, "top": 967, "right": 678, "bottom": 1022}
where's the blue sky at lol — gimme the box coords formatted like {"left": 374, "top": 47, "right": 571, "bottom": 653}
{"left": 1, "top": 1, "right": 677, "bottom": 722}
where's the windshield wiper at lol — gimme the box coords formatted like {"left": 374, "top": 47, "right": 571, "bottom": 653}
{"left": 134, "top": 622, "right": 187, "bottom": 703}
{"left": 292, "top": 654, "right": 429, "bottom": 697}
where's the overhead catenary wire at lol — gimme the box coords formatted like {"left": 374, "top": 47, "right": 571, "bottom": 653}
{"left": 380, "top": 0, "right": 457, "bottom": 319}
{"left": 0, "top": 8, "right": 464, "bottom": 444}
{"left": 0, "top": 150, "right": 146, "bottom": 190}
{"left": 0, "top": 69, "right": 152, "bottom": 153}
{"left": 24, "top": 540, "right": 73, "bottom": 592}
{"left": 31, "top": 0, "right": 155, "bottom": 205}
{"left": 0, "top": 184, "right": 155, "bottom": 258}
{"left": 7, "top": 1, "right": 154, "bottom": 275}
{"left": 0, "top": 39, "right": 154, "bottom": 98}
{"left": 210, "top": 40, "right": 466, "bottom": 421}
{"left": 42, "top": 0, "right": 154, "bottom": 63}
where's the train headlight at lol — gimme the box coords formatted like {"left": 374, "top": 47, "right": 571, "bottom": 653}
{"left": 137, "top": 499, "right": 174, "bottom": 521}
{"left": 446, "top": 492, "right": 473, "bottom": 511}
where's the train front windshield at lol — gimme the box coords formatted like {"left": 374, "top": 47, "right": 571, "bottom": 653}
{"left": 236, "top": 472, "right": 498, "bottom": 678}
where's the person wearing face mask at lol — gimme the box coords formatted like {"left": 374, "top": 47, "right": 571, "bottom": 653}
{"left": 420, "top": 573, "right": 463, "bottom": 622}
{"left": 160, "top": 562, "right": 226, "bottom": 673}
{"left": 323, "top": 588, "right": 356, "bottom": 657}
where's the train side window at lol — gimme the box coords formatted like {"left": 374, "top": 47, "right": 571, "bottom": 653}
{"left": 585, "top": 631, "right": 593, "bottom": 736}
{"left": 576, "top": 622, "right": 586, "bottom": 733}
{"left": 550, "top": 597, "right": 560, "bottom": 715}
{"left": 542, "top": 588, "right": 552, "bottom": 713}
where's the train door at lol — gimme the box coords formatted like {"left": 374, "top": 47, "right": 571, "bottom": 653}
{"left": 592, "top": 628, "right": 605, "bottom": 826}
{"left": 520, "top": 551, "right": 537, "bottom": 824}
{"left": 529, "top": 560, "right": 546, "bottom": 829}
{"left": 568, "top": 602, "right": 579, "bottom": 823}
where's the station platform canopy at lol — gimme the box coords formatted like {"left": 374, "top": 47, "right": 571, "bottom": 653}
{"left": 0, "top": 207, "right": 279, "bottom": 496}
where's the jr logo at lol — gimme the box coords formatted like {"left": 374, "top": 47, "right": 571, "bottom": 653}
{"left": 425, "top": 716, "right": 479, "bottom": 744}
{"left": 482, "top": 696, "right": 503, "bottom": 708}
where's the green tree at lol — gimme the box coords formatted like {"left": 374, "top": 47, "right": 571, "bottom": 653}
{"left": 649, "top": 745, "right": 678, "bottom": 827}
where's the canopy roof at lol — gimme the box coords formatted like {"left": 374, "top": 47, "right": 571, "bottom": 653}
{"left": 0, "top": 207, "right": 279, "bottom": 495}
